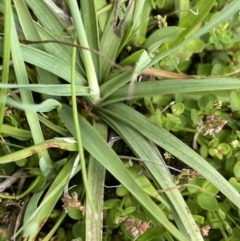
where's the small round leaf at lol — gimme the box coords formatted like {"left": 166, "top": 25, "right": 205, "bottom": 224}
{"left": 197, "top": 193, "right": 218, "bottom": 211}
{"left": 229, "top": 177, "right": 240, "bottom": 192}
{"left": 234, "top": 161, "right": 240, "bottom": 178}
{"left": 230, "top": 91, "right": 240, "bottom": 111}
{"left": 120, "top": 206, "right": 136, "bottom": 216}
{"left": 166, "top": 113, "right": 182, "bottom": 124}
{"left": 68, "top": 206, "right": 83, "bottom": 220}
{"left": 104, "top": 199, "right": 121, "bottom": 209}
{"left": 116, "top": 185, "right": 129, "bottom": 197}
{"left": 171, "top": 103, "right": 185, "bottom": 115}
{"left": 198, "top": 94, "right": 217, "bottom": 111}
{"left": 72, "top": 221, "right": 84, "bottom": 239}
{"left": 200, "top": 145, "right": 208, "bottom": 159}
{"left": 164, "top": 118, "right": 177, "bottom": 130}
{"left": 192, "top": 215, "right": 204, "bottom": 224}
{"left": 202, "top": 180, "right": 219, "bottom": 195}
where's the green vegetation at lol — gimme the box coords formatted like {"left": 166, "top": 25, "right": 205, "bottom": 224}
{"left": 1, "top": 0, "right": 240, "bottom": 240}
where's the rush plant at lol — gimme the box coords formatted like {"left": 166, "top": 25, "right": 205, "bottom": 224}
{"left": 1, "top": 0, "right": 240, "bottom": 240}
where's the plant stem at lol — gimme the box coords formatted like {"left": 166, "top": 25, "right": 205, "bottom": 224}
{"left": 0, "top": 0, "right": 11, "bottom": 131}
{"left": 70, "top": 33, "right": 94, "bottom": 211}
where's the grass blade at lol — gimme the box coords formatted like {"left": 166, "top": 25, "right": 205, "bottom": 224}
{"left": 85, "top": 121, "right": 106, "bottom": 241}
{"left": 0, "top": 0, "right": 11, "bottom": 130}
{"left": 10, "top": 7, "right": 53, "bottom": 170}
{"left": 96, "top": 103, "right": 240, "bottom": 209}
{"left": 58, "top": 104, "right": 190, "bottom": 241}
{"left": 103, "top": 78, "right": 240, "bottom": 105}
{"left": 97, "top": 112, "right": 203, "bottom": 240}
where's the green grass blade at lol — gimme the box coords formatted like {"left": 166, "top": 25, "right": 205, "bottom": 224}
{"left": 86, "top": 121, "right": 106, "bottom": 241}
{"left": 18, "top": 155, "right": 81, "bottom": 239}
{"left": 81, "top": 0, "right": 100, "bottom": 79}
{"left": 2, "top": 124, "right": 31, "bottom": 141}
{"left": 58, "top": 104, "right": 189, "bottom": 241}
{"left": 10, "top": 7, "right": 53, "bottom": 169}
{"left": 41, "top": 211, "right": 67, "bottom": 241}
{"left": 35, "top": 23, "right": 84, "bottom": 74}
{"left": 95, "top": 0, "right": 110, "bottom": 34}
{"left": 100, "top": 71, "right": 132, "bottom": 100}
{"left": 169, "top": 0, "right": 215, "bottom": 45}
{"left": 20, "top": 44, "right": 86, "bottom": 85}
{"left": 24, "top": 0, "right": 87, "bottom": 72}
{"left": 38, "top": 115, "right": 70, "bottom": 137}
{"left": 21, "top": 0, "right": 86, "bottom": 85}
{"left": 14, "top": 0, "right": 80, "bottom": 101}
{"left": 97, "top": 113, "right": 203, "bottom": 240}
{"left": 116, "top": 0, "right": 145, "bottom": 55}
{"left": 99, "top": 2, "right": 123, "bottom": 80}
{"left": 70, "top": 33, "right": 94, "bottom": 212}
{"left": 96, "top": 103, "right": 240, "bottom": 209}
{"left": 0, "top": 83, "right": 91, "bottom": 96}
{"left": 66, "top": 0, "right": 99, "bottom": 99}
{"left": 0, "top": 139, "right": 78, "bottom": 164}
{"left": 103, "top": 78, "right": 240, "bottom": 105}
{"left": 25, "top": 0, "right": 70, "bottom": 39}
{"left": 0, "top": 0, "right": 11, "bottom": 130}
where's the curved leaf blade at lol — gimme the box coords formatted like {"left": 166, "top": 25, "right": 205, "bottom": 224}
{"left": 96, "top": 103, "right": 240, "bottom": 209}
{"left": 97, "top": 112, "right": 203, "bottom": 240}
{"left": 103, "top": 78, "right": 240, "bottom": 105}
{"left": 58, "top": 104, "right": 189, "bottom": 241}
{"left": 144, "top": 27, "right": 181, "bottom": 52}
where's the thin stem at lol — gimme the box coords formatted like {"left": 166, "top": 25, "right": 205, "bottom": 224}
{"left": 70, "top": 33, "right": 94, "bottom": 211}
{"left": 157, "top": 183, "right": 220, "bottom": 198}
{"left": 0, "top": 0, "right": 11, "bottom": 131}
{"left": 173, "top": 126, "right": 196, "bottom": 132}
{"left": 212, "top": 211, "right": 229, "bottom": 241}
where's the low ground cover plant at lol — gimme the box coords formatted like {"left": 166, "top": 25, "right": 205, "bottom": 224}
{"left": 1, "top": 0, "right": 240, "bottom": 240}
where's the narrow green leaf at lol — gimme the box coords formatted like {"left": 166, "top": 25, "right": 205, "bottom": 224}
{"left": 7, "top": 98, "right": 62, "bottom": 112}
{"left": 117, "top": 0, "right": 146, "bottom": 53}
{"left": 67, "top": 0, "right": 99, "bottom": 99}
{"left": 35, "top": 24, "right": 84, "bottom": 74}
{"left": 95, "top": 0, "right": 110, "bottom": 33}
{"left": 10, "top": 6, "right": 53, "bottom": 169}
{"left": 13, "top": 0, "right": 62, "bottom": 100}
{"left": 2, "top": 124, "right": 31, "bottom": 141}
{"left": 100, "top": 71, "right": 132, "bottom": 100}
{"left": 86, "top": 121, "right": 106, "bottom": 241}
{"left": 0, "top": 139, "right": 78, "bottom": 164}
{"left": 96, "top": 103, "right": 240, "bottom": 209}
{"left": 144, "top": 27, "right": 181, "bottom": 52}
{"left": 0, "top": 83, "right": 90, "bottom": 96}
{"left": 0, "top": 0, "right": 11, "bottom": 131}
{"left": 102, "top": 78, "right": 240, "bottom": 105}
{"left": 81, "top": 0, "right": 100, "bottom": 79}
{"left": 25, "top": 0, "right": 70, "bottom": 38}
{"left": 99, "top": 1, "right": 123, "bottom": 80}
{"left": 174, "top": 0, "right": 190, "bottom": 21}
{"left": 96, "top": 111, "right": 203, "bottom": 240}
{"left": 176, "top": 0, "right": 215, "bottom": 41}
{"left": 58, "top": 104, "right": 189, "bottom": 241}
{"left": 20, "top": 155, "right": 81, "bottom": 239}
{"left": 20, "top": 44, "right": 86, "bottom": 85}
